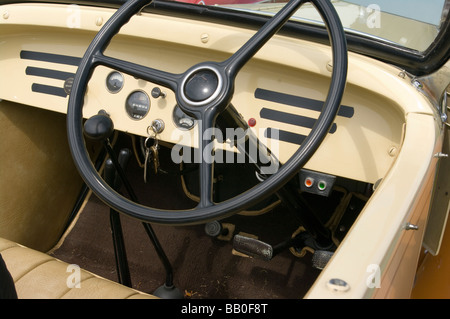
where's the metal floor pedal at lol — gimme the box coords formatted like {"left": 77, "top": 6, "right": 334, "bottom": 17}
{"left": 233, "top": 234, "right": 273, "bottom": 261}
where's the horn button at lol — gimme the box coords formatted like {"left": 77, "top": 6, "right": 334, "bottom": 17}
{"left": 182, "top": 68, "right": 221, "bottom": 105}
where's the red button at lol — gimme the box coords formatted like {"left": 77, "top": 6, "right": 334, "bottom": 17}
{"left": 248, "top": 118, "right": 256, "bottom": 127}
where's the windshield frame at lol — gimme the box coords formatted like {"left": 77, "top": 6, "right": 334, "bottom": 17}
{"left": 1, "top": 0, "right": 449, "bottom": 75}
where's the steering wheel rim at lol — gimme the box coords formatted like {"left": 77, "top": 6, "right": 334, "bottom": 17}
{"left": 67, "top": 0, "right": 348, "bottom": 225}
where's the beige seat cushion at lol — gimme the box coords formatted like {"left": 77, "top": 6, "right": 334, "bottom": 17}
{"left": 0, "top": 237, "right": 157, "bottom": 299}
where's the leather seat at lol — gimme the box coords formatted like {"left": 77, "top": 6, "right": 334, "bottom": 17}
{"left": 0, "top": 237, "right": 157, "bottom": 299}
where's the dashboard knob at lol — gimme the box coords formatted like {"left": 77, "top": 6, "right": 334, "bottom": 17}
{"left": 151, "top": 87, "right": 166, "bottom": 99}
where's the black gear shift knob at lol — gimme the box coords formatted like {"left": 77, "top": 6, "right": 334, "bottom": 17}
{"left": 83, "top": 110, "right": 114, "bottom": 141}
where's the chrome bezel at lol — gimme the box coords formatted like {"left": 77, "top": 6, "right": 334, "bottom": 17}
{"left": 125, "top": 90, "right": 150, "bottom": 120}
{"left": 106, "top": 71, "right": 124, "bottom": 94}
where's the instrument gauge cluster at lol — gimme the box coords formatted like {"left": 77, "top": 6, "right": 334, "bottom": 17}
{"left": 105, "top": 72, "right": 151, "bottom": 120}
{"left": 104, "top": 72, "right": 194, "bottom": 132}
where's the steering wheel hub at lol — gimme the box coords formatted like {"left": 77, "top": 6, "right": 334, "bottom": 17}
{"left": 184, "top": 69, "right": 218, "bottom": 102}
{"left": 180, "top": 66, "right": 223, "bottom": 106}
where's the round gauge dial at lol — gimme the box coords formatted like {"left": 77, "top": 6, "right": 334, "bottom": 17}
{"left": 106, "top": 71, "right": 124, "bottom": 93}
{"left": 173, "top": 105, "right": 196, "bottom": 130}
{"left": 125, "top": 91, "right": 150, "bottom": 120}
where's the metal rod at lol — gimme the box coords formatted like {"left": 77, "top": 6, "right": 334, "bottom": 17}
{"left": 104, "top": 157, "right": 132, "bottom": 287}
{"left": 103, "top": 140, "right": 175, "bottom": 288}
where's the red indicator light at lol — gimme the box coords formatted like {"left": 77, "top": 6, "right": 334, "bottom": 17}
{"left": 305, "top": 177, "right": 314, "bottom": 188}
{"left": 248, "top": 118, "right": 256, "bottom": 127}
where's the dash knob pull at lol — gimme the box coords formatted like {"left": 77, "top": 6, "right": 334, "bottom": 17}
{"left": 151, "top": 87, "right": 166, "bottom": 99}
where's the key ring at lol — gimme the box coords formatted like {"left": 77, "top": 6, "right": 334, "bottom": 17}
{"left": 144, "top": 134, "right": 158, "bottom": 149}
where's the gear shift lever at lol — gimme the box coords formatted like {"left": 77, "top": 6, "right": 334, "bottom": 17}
{"left": 84, "top": 112, "right": 183, "bottom": 299}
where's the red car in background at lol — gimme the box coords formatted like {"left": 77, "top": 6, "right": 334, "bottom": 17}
{"left": 174, "top": 0, "right": 284, "bottom": 5}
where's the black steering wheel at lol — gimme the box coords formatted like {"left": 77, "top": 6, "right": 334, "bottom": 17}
{"left": 67, "top": 0, "right": 347, "bottom": 225}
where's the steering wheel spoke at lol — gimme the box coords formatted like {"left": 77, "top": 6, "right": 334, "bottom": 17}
{"left": 197, "top": 161, "right": 214, "bottom": 208}
{"left": 196, "top": 111, "right": 217, "bottom": 208}
{"left": 223, "top": 0, "right": 306, "bottom": 77}
{"left": 93, "top": 53, "right": 180, "bottom": 91}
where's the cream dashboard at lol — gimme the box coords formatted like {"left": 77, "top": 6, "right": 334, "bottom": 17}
{"left": 0, "top": 3, "right": 410, "bottom": 185}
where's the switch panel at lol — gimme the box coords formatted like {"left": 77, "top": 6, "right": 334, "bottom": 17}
{"left": 299, "top": 169, "right": 336, "bottom": 197}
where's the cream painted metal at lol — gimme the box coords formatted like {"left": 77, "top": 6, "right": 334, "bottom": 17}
{"left": 306, "top": 113, "right": 441, "bottom": 298}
